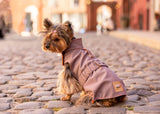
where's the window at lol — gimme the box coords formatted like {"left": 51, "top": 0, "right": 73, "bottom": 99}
{"left": 48, "top": 0, "right": 57, "bottom": 8}
{"left": 71, "top": 0, "right": 79, "bottom": 8}
{"left": 74, "top": 0, "right": 79, "bottom": 7}
{"left": 52, "top": 14, "right": 62, "bottom": 23}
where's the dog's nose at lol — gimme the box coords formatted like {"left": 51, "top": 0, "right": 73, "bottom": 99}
{"left": 46, "top": 45, "right": 50, "bottom": 49}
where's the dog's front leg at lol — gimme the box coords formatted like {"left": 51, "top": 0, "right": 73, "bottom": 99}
{"left": 61, "top": 94, "right": 73, "bottom": 101}
{"left": 58, "top": 62, "right": 82, "bottom": 101}
{"left": 80, "top": 90, "right": 86, "bottom": 96}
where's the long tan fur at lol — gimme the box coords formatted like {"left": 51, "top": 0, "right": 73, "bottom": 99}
{"left": 57, "top": 62, "right": 82, "bottom": 95}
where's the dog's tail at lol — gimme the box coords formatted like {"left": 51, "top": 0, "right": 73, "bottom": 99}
{"left": 57, "top": 62, "right": 82, "bottom": 95}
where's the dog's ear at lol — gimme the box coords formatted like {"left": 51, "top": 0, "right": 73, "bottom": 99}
{"left": 63, "top": 21, "right": 73, "bottom": 38}
{"left": 64, "top": 21, "right": 72, "bottom": 29}
{"left": 43, "top": 18, "right": 53, "bottom": 30}
{"left": 39, "top": 18, "right": 53, "bottom": 36}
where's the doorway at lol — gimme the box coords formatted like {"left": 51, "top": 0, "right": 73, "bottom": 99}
{"left": 138, "top": 14, "right": 143, "bottom": 30}
{"left": 24, "top": 5, "right": 38, "bottom": 34}
{"left": 25, "top": 13, "right": 32, "bottom": 32}
{"left": 87, "top": 1, "right": 116, "bottom": 31}
{"left": 96, "top": 5, "right": 112, "bottom": 30}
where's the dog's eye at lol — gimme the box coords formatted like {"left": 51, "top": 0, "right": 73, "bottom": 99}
{"left": 54, "top": 38, "right": 59, "bottom": 42}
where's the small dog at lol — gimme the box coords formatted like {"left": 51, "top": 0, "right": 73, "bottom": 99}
{"left": 40, "top": 18, "right": 127, "bottom": 107}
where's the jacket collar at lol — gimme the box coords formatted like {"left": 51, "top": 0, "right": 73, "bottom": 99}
{"left": 62, "top": 38, "right": 83, "bottom": 65}
{"left": 66, "top": 38, "right": 83, "bottom": 51}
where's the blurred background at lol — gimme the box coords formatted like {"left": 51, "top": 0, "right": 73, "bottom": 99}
{"left": 0, "top": 0, "right": 160, "bottom": 37}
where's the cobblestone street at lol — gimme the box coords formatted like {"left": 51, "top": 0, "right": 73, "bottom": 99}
{"left": 0, "top": 32, "right": 160, "bottom": 114}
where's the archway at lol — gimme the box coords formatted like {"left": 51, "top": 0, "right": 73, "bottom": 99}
{"left": 87, "top": 1, "right": 117, "bottom": 31}
{"left": 24, "top": 5, "right": 38, "bottom": 34}
{"left": 97, "top": 5, "right": 112, "bottom": 28}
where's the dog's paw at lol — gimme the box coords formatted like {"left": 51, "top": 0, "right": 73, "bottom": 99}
{"left": 60, "top": 95, "right": 71, "bottom": 101}
{"left": 80, "top": 91, "right": 85, "bottom": 96}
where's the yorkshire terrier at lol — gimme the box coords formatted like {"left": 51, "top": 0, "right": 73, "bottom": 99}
{"left": 40, "top": 18, "right": 127, "bottom": 107}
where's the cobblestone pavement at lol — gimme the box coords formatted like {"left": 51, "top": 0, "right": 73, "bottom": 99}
{"left": 0, "top": 32, "right": 160, "bottom": 114}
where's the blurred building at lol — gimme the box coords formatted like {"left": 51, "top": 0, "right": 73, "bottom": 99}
{"left": 87, "top": 0, "right": 160, "bottom": 31}
{"left": 10, "top": 0, "right": 43, "bottom": 34}
{"left": 116, "top": 0, "right": 160, "bottom": 31}
{"left": 0, "top": 0, "right": 12, "bottom": 31}
{"left": 44, "top": 0, "right": 87, "bottom": 32}
{"left": 10, "top": 0, "right": 86, "bottom": 34}
{"left": 87, "top": 0, "right": 117, "bottom": 31}
{"left": 10, "top": 0, "right": 117, "bottom": 34}
{"left": 9, "top": 0, "right": 160, "bottom": 34}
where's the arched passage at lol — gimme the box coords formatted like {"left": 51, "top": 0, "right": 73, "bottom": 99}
{"left": 97, "top": 5, "right": 112, "bottom": 25}
{"left": 87, "top": 1, "right": 117, "bottom": 31}
{"left": 24, "top": 5, "right": 38, "bottom": 34}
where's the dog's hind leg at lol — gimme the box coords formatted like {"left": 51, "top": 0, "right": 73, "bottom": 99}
{"left": 75, "top": 94, "right": 93, "bottom": 106}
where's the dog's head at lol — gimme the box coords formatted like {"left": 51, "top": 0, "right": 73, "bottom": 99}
{"left": 40, "top": 18, "right": 73, "bottom": 53}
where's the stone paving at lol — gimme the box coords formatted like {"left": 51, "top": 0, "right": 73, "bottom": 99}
{"left": 0, "top": 32, "right": 160, "bottom": 114}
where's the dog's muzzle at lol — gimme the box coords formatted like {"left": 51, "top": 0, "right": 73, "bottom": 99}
{"left": 45, "top": 45, "right": 50, "bottom": 49}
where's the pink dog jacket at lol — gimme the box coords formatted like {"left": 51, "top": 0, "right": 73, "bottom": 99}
{"left": 62, "top": 38, "right": 126, "bottom": 101}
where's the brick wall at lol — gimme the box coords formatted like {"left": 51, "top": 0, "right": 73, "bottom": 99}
{"left": 10, "top": 0, "right": 43, "bottom": 33}
{"left": 9, "top": 0, "right": 87, "bottom": 33}
{"left": 0, "top": 0, "right": 12, "bottom": 25}
{"left": 129, "top": 0, "right": 148, "bottom": 30}
{"left": 116, "top": 0, "right": 149, "bottom": 30}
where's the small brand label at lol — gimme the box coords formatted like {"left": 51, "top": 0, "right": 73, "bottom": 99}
{"left": 113, "top": 81, "right": 124, "bottom": 92}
